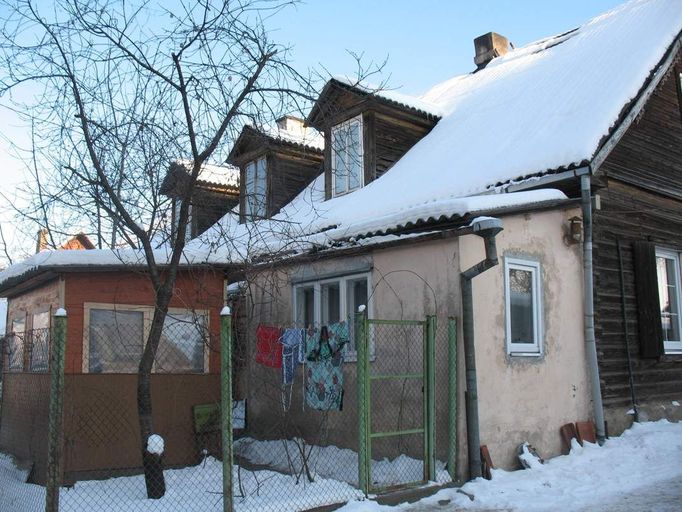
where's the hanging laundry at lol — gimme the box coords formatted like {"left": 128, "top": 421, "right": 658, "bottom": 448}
{"left": 328, "top": 321, "right": 350, "bottom": 348}
{"left": 282, "top": 328, "right": 304, "bottom": 385}
{"left": 255, "top": 325, "right": 282, "bottom": 368}
{"left": 305, "top": 323, "right": 348, "bottom": 411}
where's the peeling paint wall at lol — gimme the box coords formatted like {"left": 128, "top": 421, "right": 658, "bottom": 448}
{"left": 245, "top": 206, "right": 590, "bottom": 478}
{"left": 459, "top": 207, "right": 590, "bottom": 470}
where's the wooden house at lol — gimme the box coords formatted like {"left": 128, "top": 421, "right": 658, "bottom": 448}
{"left": 0, "top": 0, "right": 680, "bottom": 490}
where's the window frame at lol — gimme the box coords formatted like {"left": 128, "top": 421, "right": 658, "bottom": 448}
{"left": 331, "top": 115, "right": 364, "bottom": 197}
{"left": 29, "top": 309, "right": 51, "bottom": 373}
{"left": 244, "top": 155, "right": 268, "bottom": 219}
{"left": 173, "top": 197, "right": 194, "bottom": 242}
{"left": 7, "top": 315, "right": 26, "bottom": 372}
{"left": 655, "top": 247, "right": 682, "bottom": 354}
{"left": 504, "top": 257, "right": 543, "bottom": 356}
{"left": 292, "top": 271, "right": 372, "bottom": 361}
{"left": 82, "top": 303, "right": 210, "bottom": 373}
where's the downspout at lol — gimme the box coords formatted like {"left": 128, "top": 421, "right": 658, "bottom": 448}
{"left": 461, "top": 217, "right": 503, "bottom": 479}
{"left": 580, "top": 173, "right": 606, "bottom": 443}
{"left": 617, "top": 239, "right": 639, "bottom": 422}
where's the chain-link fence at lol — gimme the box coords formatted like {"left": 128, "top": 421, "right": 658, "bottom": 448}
{"left": 234, "top": 320, "right": 365, "bottom": 511}
{"left": 0, "top": 314, "right": 233, "bottom": 512}
{"left": 0, "top": 309, "right": 458, "bottom": 512}
{"left": 0, "top": 330, "right": 53, "bottom": 511}
{"left": 235, "top": 313, "right": 456, "bottom": 511}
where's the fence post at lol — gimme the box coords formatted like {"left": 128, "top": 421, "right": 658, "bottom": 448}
{"left": 45, "top": 308, "right": 67, "bottom": 512}
{"left": 220, "top": 306, "right": 233, "bottom": 512}
{"left": 425, "top": 315, "right": 436, "bottom": 482}
{"left": 356, "top": 305, "right": 369, "bottom": 495}
{"left": 447, "top": 317, "right": 458, "bottom": 482}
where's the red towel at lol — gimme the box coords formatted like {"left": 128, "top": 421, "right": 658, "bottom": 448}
{"left": 255, "top": 325, "right": 282, "bottom": 368}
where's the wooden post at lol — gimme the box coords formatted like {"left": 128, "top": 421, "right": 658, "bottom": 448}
{"left": 45, "top": 308, "right": 67, "bottom": 512}
{"left": 220, "top": 306, "right": 233, "bottom": 512}
{"left": 448, "top": 317, "right": 458, "bottom": 482}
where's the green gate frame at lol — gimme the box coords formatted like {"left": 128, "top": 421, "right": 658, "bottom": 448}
{"left": 356, "top": 311, "right": 436, "bottom": 494}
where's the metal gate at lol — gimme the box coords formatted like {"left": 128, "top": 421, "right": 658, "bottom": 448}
{"left": 356, "top": 314, "right": 436, "bottom": 494}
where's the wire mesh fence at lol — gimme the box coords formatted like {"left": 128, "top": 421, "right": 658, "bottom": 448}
{"left": 0, "top": 317, "right": 232, "bottom": 512}
{"left": 0, "top": 331, "right": 52, "bottom": 512}
{"left": 0, "top": 309, "right": 457, "bottom": 512}
{"left": 235, "top": 321, "right": 365, "bottom": 511}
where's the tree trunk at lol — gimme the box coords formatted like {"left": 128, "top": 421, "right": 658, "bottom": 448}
{"left": 137, "top": 286, "right": 172, "bottom": 499}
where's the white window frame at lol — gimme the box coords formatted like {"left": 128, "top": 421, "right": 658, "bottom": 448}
{"left": 331, "top": 115, "right": 364, "bottom": 197}
{"left": 655, "top": 248, "right": 682, "bottom": 354}
{"left": 244, "top": 156, "right": 267, "bottom": 219}
{"left": 8, "top": 315, "right": 26, "bottom": 372}
{"left": 504, "top": 257, "right": 543, "bottom": 356}
{"left": 292, "top": 272, "right": 372, "bottom": 361}
{"left": 174, "top": 198, "right": 193, "bottom": 242}
{"left": 82, "top": 303, "right": 210, "bottom": 373}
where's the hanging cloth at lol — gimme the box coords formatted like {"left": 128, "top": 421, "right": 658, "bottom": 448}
{"left": 255, "top": 325, "right": 282, "bottom": 368}
{"left": 305, "top": 323, "right": 348, "bottom": 411}
{"left": 282, "top": 328, "right": 304, "bottom": 385}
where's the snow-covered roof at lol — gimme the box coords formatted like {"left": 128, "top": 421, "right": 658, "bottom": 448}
{"left": 258, "top": 124, "right": 325, "bottom": 151}
{"left": 1, "top": 0, "right": 680, "bottom": 288}
{"left": 403, "top": 0, "right": 682, "bottom": 195}
{"left": 186, "top": 176, "right": 567, "bottom": 264}
{"left": 331, "top": 75, "right": 444, "bottom": 118}
{"left": 175, "top": 160, "right": 240, "bottom": 189}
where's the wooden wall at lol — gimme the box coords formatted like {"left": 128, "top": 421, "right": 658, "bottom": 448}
{"left": 268, "top": 149, "right": 322, "bottom": 217}
{"left": 593, "top": 58, "right": 682, "bottom": 407}
{"left": 63, "top": 269, "right": 224, "bottom": 374}
{"left": 0, "top": 373, "right": 220, "bottom": 484}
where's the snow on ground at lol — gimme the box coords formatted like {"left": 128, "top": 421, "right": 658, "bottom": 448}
{"left": 0, "top": 454, "right": 361, "bottom": 512}
{"left": 2, "top": 421, "right": 680, "bottom": 511}
{"left": 234, "top": 437, "right": 450, "bottom": 487}
{"left": 337, "top": 420, "right": 682, "bottom": 512}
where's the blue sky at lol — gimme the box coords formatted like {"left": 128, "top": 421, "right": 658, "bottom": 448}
{"left": 271, "top": 0, "right": 625, "bottom": 95}
{"left": 0, "top": 0, "right": 627, "bottom": 263}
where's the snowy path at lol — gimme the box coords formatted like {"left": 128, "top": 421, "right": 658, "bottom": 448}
{"left": 338, "top": 420, "right": 682, "bottom": 512}
{"left": 577, "top": 476, "right": 682, "bottom": 512}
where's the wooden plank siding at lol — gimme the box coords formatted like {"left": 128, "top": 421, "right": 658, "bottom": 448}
{"left": 268, "top": 150, "right": 323, "bottom": 217}
{"left": 323, "top": 108, "right": 436, "bottom": 200}
{"left": 592, "top": 55, "right": 682, "bottom": 407}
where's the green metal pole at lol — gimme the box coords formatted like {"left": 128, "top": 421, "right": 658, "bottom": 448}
{"left": 45, "top": 309, "right": 67, "bottom": 512}
{"left": 356, "top": 306, "right": 369, "bottom": 495}
{"left": 447, "top": 317, "right": 458, "bottom": 482}
{"left": 426, "top": 315, "right": 436, "bottom": 482}
{"left": 220, "top": 307, "right": 233, "bottom": 512}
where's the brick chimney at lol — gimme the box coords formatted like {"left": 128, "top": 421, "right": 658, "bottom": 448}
{"left": 474, "top": 32, "right": 510, "bottom": 69}
{"left": 276, "top": 116, "right": 306, "bottom": 136}
{"left": 36, "top": 228, "right": 49, "bottom": 253}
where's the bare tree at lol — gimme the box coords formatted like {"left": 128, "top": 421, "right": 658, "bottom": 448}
{"left": 0, "top": 0, "right": 315, "bottom": 498}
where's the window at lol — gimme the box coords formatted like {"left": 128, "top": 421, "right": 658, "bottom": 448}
{"left": 244, "top": 156, "right": 267, "bottom": 219}
{"left": 293, "top": 273, "right": 370, "bottom": 358}
{"left": 504, "top": 257, "right": 542, "bottom": 355}
{"left": 156, "top": 311, "right": 207, "bottom": 373}
{"left": 174, "top": 198, "right": 193, "bottom": 242}
{"left": 655, "top": 248, "right": 682, "bottom": 353}
{"left": 84, "top": 303, "right": 209, "bottom": 373}
{"left": 8, "top": 316, "right": 25, "bottom": 371}
{"left": 29, "top": 310, "right": 50, "bottom": 372}
{"left": 331, "top": 116, "right": 363, "bottom": 196}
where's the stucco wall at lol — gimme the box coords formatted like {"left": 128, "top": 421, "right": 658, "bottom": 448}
{"left": 459, "top": 207, "right": 590, "bottom": 470}
{"left": 245, "top": 206, "right": 590, "bottom": 478}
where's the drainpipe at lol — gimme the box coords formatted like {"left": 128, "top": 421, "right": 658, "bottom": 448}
{"left": 580, "top": 173, "right": 606, "bottom": 443}
{"left": 461, "top": 217, "right": 503, "bottom": 479}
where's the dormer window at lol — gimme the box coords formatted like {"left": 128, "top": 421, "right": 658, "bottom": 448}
{"left": 331, "top": 115, "right": 363, "bottom": 196}
{"left": 245, "top": 156, "right": 267, "bottom": 219}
